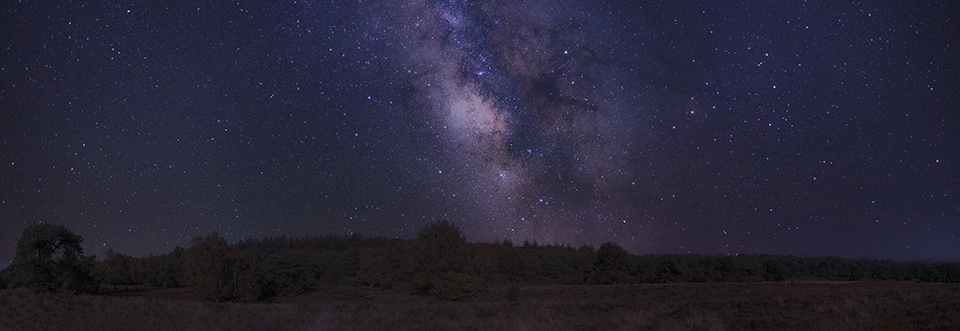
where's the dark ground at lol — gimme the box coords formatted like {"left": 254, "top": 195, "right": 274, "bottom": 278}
{"left": 3, "top": 281, "right": 959, "bottom": 330}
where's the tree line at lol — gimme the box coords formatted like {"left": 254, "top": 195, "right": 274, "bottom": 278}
{"left": 2, "top": 222, "right": 959, "bottom": 302}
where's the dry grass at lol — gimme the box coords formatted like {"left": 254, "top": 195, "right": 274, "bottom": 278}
{"left": 3, "top": 281, "right": 959, "bottom": 330}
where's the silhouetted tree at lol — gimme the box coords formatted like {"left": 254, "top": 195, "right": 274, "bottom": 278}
{"left": 133, "top": 246, "right": 184, "bottom": 288}
{"left": 65, "top": 227, "right": 960, "bottom": 300}
{"left": 500, "top": 248, "right": 543, "bottom": 283}
{"left": 7, "top": 224, "right": 98, "bottom": 294}
{"left": 763, "top": 259, "right": 790, "bottom": 281}
{"left": 719, "top": 255, "right": 764, "bottom": 282}
{"left": 95, "top": 249, "right": 135, "bottom": 290}
{"left": 412, "top": 220, "right": 470, "bottom": 291}
{"left": 183, "top": 232, "right": 233, "bottom": 301}
{"left": 228, "top": 246, "right": 270, "bottom": 302}
{"left": 412, "top": 220, "right": 490, "bottom": 300}
{"left": 0, "top": 265, "right": 9, "bottom": 289}
{"left": 315, "top": 249, "right": 346, "bottom": 283}
{"left": 263, "top": 249, "right": 315, "bottom": 296}
{"left": 592, "top": 242, "right": 633, "bottom": 284}
{"left": 468, "top": 243, "right": 504, "bottom": 283}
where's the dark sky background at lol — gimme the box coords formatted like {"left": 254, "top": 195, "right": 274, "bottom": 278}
{"left": 2, "top": 1, "right": 958, "bottom": 265}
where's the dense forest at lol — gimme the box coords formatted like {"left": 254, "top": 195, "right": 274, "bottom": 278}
{"left": 3, "top": 221, "right": 959, "bottom": 302}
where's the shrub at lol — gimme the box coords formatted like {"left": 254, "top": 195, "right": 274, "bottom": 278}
{"left": 430, "top": 271, "right": 489, "bottom": 301}
{"left": 331, "top": 285, "right": 372, "bottom": 301}
{"left": 330, "top": 277, "right": 372, "bottom": 301}
{"left": 331, "top": 285, "right": 373, "bottom": 301}
{"left": 337, "top": 276, "right": 362, "bottom": 286}
{"left": 507, "top": 284, "right": 521, "bottom": 302}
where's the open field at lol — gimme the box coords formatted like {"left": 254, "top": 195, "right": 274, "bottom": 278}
{"left": 3, "top": 281, "right": 959, "bottom": 330}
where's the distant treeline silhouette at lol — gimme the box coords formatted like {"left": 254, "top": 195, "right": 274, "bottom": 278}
{"left": 3, "top": 221, "right": 958, "bottom": 302}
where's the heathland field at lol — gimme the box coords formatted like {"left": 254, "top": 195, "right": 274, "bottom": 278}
{"left": 3, "top": 281, "right": 958, "bottom": 330}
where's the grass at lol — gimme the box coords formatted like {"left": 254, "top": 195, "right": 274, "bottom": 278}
{"left": 3, "top": 281, "right": 959, "bottom": 330}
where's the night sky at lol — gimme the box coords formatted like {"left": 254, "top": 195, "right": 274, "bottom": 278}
{"left": 2, "top": 1, "right": 958, "bottom": 266}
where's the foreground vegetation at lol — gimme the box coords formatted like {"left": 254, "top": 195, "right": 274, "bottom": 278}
{"left": 2, "top": 221, "right": 959, "bottom": 303}
{"left": 3, "top": 281, "right": 959, "bottom": 330}
{"left": 5, "top": 222, "right": 959, "bottom": 329}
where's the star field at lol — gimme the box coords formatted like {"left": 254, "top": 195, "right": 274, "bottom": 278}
{"left": 1, "top": 1, "right": 958, "bottom": 264}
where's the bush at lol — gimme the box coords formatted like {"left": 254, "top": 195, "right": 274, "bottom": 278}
{"left": 330, "top": 277, "right": 372, "bottom": 301}
{"left": 507, "top": 284, "right": 521, "bottom": 302}
{"left": 430, "top": 271, "right": 489, "bottom": 301}
{"left": 337, "top": 276, "right": 362, "bottom": 286}
{"left": 331, "top": 285, "right": 372, "bottom": 301}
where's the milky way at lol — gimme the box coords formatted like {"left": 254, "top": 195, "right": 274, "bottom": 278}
{"left": 373, "top": 0, "right": 659, "bottom": 246}
{"left": 1, "top": 1, "right": 958, "bottom": 264}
